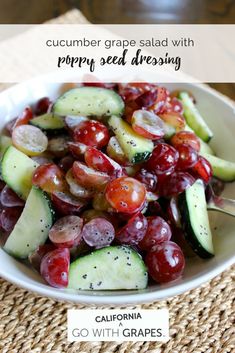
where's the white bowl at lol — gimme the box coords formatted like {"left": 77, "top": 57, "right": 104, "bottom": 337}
{"left": 0, "top": 74, "right": 235, "bottom": 304}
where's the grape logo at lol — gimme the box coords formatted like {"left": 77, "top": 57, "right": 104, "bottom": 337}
{"left": 67, "top": 309, "right": 169, "bottom": 342}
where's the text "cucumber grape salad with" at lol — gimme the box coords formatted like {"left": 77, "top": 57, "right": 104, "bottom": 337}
{"left": 0, "top": 82, "right": 234, "bottom": 291}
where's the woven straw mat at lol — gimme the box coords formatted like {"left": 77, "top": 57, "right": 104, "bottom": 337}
{"left": 0, "top": 9, "right": 234, "bottom": 353}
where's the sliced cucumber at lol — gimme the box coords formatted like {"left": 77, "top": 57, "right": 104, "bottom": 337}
{"left": 201, "top": 153, "right": 235, "bottom": 182}
{"left": 1, "top": 146, "right": 39, "bottom": 199}
{"left": 179, "top": 92, "right": 213, "bottom": 142}
{"left": 53, "top": 87, "right": 124, "bottom": 117}
{"left": 4, "top": 186, "right": 55, "bottom": 259}
{"left": 0, "top": 135, "right": 12, "bottom": 156}
{"left": 109, "top": 116, "right": 154, "bottom": 164}
{"left": 68, "top": 245, "right": 148, "bottom": 290}
{"left": 179, "top": 179, "right": 214, "bottom": 258}
{"left": 184, "top": 124, "right": 215, "bottom": 155}
{"left": 30, "top": 113, "right": 65, "bottom": 131}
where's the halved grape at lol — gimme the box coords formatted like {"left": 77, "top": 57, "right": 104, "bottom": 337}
{"left": 116, "top": 212, "right": 148, "bottom": 245}
{"left": 85, "top": 147, "right": 122, "bottom": 175}
{"left": 106, "top": 136, "right": 128, "bottom": 165}
{"left": 92, "top": 191, "right": 112, "bottom": 212}
{"left": 131, "top": 110, "right": 165, "bottom": 140}
{"left": 68, "top": 141, "right": 89, "bottom": 158}
{"left": 66, "top": 169, "right": 94, "bottom": 199}
{"left": 170, "top": 131, "right": 200, "bottom": 152}
{"left": 1, "top": 186, "right": 24, "bottom": 208}
{"left": 105, "top": 177, "right": 146, "bottom": 214}
{"left": 81, "top": 217, "right": 115, "bottom": 249}
{"left": 49, "top": 216, "right": 83, "bottom": 248}
{"left": 47, "top": 136, "right": 69, "bottom": 158}
{"left": 32, "top": 164, "right": 66, "bottom": 193}
{"left": 65, "top": 116, "right": 88, "bottom": 131}
{"left": 159, "top": 111, "right": 185, "bottom": 131}
{"left": 40, "top": 248, "right": 70, "bottom": 288}
{"left": 72, "top": 161, "right": 110, "bottom": 190}
{"left": 12, "top": 125, "right": 48, "bottom": 156}
{"left": 51, "top": 191, "right": 86, "bottom": 216}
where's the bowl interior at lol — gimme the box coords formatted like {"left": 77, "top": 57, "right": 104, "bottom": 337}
{"left": 0, "top": 77, "right": 235, "bottom": 304}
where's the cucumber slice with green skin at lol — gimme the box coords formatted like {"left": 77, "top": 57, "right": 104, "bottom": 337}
{"left": 179, "top": 92, "right": 213, "bottom": 142}
{"left": 30, "top": 113, "right": 65, "bottom": 131}
{"left": 179, "top": 179, "right": 214, "bottom": 258}
{"left": 184, "top": 124, "right": 215, "bottom": 155}
{"left": 68, "top": 245, "right": 148, "bottom": 290}
{"left": 201, "top": 152, "right": 235, "bottom": 182}
{"left": 4, "top": 186, "right": 55, "bottom": 259}
{"left": 0, "top": 135, "right": 12, "bottom": 156}
{"left": 1, "top": 146, "right": 39, "bottom": 199}
{"left": 53, "top": 87, "right": 124, "bottom": 117}
{"left": 109, "top": 116, "right": 154, "bottom": 164}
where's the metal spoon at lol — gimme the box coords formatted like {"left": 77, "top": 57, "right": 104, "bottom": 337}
{"left": 206, "top": 184, "right": 235, "bottom": 217}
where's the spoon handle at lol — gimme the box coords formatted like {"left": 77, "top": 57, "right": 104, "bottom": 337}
{"left": 207, "top": 196, "right": 235, "bottom": 217}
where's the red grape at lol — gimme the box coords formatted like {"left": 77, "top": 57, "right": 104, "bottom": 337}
{"left": 167, "top": 97, "right": 183, "bottom": 114}
{"left": 68, "top": 141, "right": 89, "bottom": 158}
{"left": 116, "top": 212, "right": 148, "bottom": 245}
{"left": 40, "top": 248, "right": 70, "bottom": 288}
{"left": 105, "top": 177, "right": 146, "bottom": 214}
{"left": 29, "top": 244, "right": 56, "bottom": 272}
{"left": 131, "top": 110, "right": 165, "bottom": 140}
{"left": 149, "top": 87, "right": 169, "bottom": 114}
{"left": 4, "top": 118, "right": 17, "bottom": 136}
{"left": 66, "top": 169, "right": 94, "bottom": 199}
{"left": 58, "top": 155, "right": 75, "bottom": 172}
{"left": 145, "top": 241, "right": 185, "bottom": 283}
{"left": 32, "top": 164, "right": 66, "bottom": 193}
{"left": 0, "top": 181, "right": 6, "bottom": 192}
{"left": 35, "top": 97, "right": 51, "bottom": 115}
{"left": 51, "top": 191, "right": 86, "bottom": 216}
{"left": 74, "top": 120, "right": 110, "bottom": 149}
{"left": 0, "top": 186, "right": 24, "bottom": 208}
{"left": 159, "top": 111, "right": 185, "bottom": 131}
{"left": 13, "top": 107, "right": 33, "bottom": 129}
{"left": 81, "top": 217, "right": 115, "bottom": 248}
{"left": 160, "top": 172, "right": 195, "bottom": 197}
{"left": 49, "top": 215, "right": 83, "bottom": 248}
{"left": 135, "top": 89, "right": 158, "bottom": 108}
{"left": 84, "top": 147, "right": 122, "bottom": 175}
{"left": 171, "top": 131, "right": 200, "bottom": 152}
{"left": 47, "top": 136, "right": 69, "bottom": 158}
{"left": 0, "top": 207, "right": 23, "bottom": 233}
{"left": 176, "top": 144, "right": 198, "bottom": 170}
{"left": 146, "top": 143, "right": 179, "bottom": 176}
{"left": 135, "top": 168, "right": 157, "bottom": 191}
{"left": 73, "top": 161, "right": 110, "bottom": 190}
{"left": 191, "top": 156, "right": 212, "bottom": 184}
{"left": 139, "top": 216, "right": 172, "bottom": 251}
{"left": 166, "top": 197, "right": 181, "bottom": 228}
{"left": 65, "top": 116, "right": 88, "bottom": 132}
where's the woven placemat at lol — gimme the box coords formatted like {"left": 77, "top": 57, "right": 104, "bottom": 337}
{"left": 0, "top": 9, "right": 235, "bottom": 353}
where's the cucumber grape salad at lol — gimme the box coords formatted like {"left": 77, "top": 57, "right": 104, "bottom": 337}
{"left": 0, "top": 82, "right": 234, "bottom": 291}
